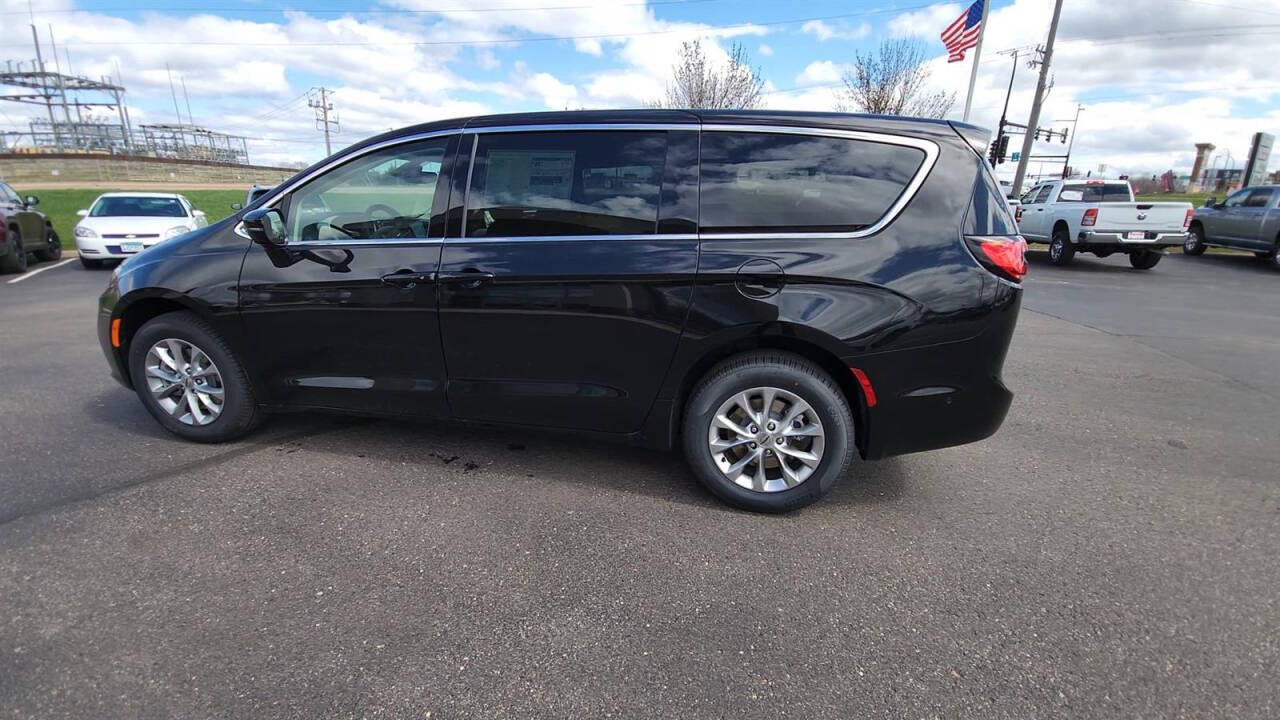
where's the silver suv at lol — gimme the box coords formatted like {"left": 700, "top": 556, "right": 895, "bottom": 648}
{"left": 1185, "top": 186, "right": 1280, "bottom": 269}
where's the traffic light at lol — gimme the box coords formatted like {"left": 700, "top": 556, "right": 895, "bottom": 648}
{"left": 995, "top": 134, "right": 1010, "bottom": 164}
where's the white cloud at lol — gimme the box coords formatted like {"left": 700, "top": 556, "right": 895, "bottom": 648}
{"left": 801, "top": 19, "right": 870, "bottom": 42}
{"left": 794, "top": 61, "right": 845, "bottom": 88}
{"left": 889, "top": 3, "right": 962, "bottom": 38}
{"left": 758, "top": 43, "right": 774, "bottom": 57}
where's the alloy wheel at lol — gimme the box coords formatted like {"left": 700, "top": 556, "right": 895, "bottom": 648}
{"left": 707, "top": 386, "right": 825, "bottom": 493}
{"left": 1049, "top": 238, "right": 1062, "bottom": 262}
{"left": 143, "top": 338, "right": 225, "bottom": 426}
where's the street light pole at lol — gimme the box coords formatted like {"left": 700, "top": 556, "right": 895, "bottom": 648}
{"left": 1060, "top": 104, "right": 1083, "bottom": 178}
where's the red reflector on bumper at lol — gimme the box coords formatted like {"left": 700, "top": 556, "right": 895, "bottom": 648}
{"left": 850, "top": 367, "right": 877, "bottom": 408}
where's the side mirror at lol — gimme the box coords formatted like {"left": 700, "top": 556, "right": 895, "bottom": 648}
{"left": 242, "top": 207, "right": 287, "bottom": 247}
{"left": 77, "top": 209, "right": 89, "bottom": 217}
{"left": 230, "top": 202, "right": 243, "bottom": 210}
{"left": 24, "top": 195, "right": 38, "bottom": 207}
{"left": 1204, "top": 196, "right": 1216, "bottom": 208}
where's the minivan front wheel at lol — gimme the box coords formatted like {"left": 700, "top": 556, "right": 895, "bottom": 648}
{"left": 128, "top": 311, "right": 262, "bottom": 442}
{"left": 682, "top": 351, "right": 855, "bottom": 512}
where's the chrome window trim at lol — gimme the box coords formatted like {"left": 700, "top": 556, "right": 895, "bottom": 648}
{"left": 469, "top": 122, "right": 699, "bottom": 134}
{"left": 696, "top": 123, "right": 940, "bottom": 240}
{"left": 234, "top": 121, "right": 939, "bottom": 244}
{"left": 286, "top": 238, "right": 444, "bottom": 248}
{"left": 451, "top": 234, "right": 697, "bottom": 244}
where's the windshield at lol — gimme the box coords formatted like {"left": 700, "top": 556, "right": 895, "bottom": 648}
{"left": 90, "top": 196, "right": 187, "bottom": 218}
{"left": 1059, "top": 184, "right": 1132, "bottom": 203}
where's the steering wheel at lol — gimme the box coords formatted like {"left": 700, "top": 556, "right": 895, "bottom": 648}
{"left": 366, "top": 203, "right": 399, "bottom": 219}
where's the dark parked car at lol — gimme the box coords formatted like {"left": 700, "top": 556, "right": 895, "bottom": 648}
{"left": 97, "top": 110, "right": 1025, "bottom": 512}
{"left": 0, "top": 182, "right": 62, "bottom": 273}
{"left": 1185, "top": 186, "right": 1280, "bottom": 268}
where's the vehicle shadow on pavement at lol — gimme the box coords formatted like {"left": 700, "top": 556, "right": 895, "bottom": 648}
{"left": 81, "top": 387, "right": 911, "bottom": 513}
{"left": 1025, "top": 250, "right": 1141, "bottom": 274}
{"left": 1177, "top": 251, "right": 1279, "bottom": 275}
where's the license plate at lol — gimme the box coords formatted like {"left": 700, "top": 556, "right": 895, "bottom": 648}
{"left": 120, "top": 241, "right": 144, "bottom": 253}
{"left": 1126, "top": 231, "right": 1146, "bottom": 240}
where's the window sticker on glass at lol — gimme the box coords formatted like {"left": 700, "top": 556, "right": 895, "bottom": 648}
{"left": 486, "top": 151, "right": 576, "bottom": 201}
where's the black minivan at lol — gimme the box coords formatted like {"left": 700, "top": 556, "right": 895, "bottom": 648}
{"left": 98, "top": 110, "right": 1024, "bottom": 512}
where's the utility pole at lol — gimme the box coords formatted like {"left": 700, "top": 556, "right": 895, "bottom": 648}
{"left": 309, "top": 87, "right": 339, "bottom": 156}
{"left": 1011, "top": 0, "right": 1063, "bottom": 197}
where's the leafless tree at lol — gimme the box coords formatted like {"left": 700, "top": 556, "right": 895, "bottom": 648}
{"left": 655, "top": 39, "right": 764, "bottom": 110}
{"left": 835, "top": 38, "right": 955, "bottom": 119}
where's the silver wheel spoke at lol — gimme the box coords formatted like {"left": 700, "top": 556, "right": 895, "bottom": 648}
{"left": 153, "top": 345, "right": 180, "bottom": 371}
{"left": 783, "top": 422, "right": 822, "bottom": 438}
{"left": 168, "top": 390, "right": 188, "bottom": 417}
{"left": 723, "top": 449, "right": 758, "bottom": 477}
{"left": 146, "top": 365, "right": 181, "bottom": 384}
{"left": 710, "top": 435, "right": 751, "bottom": 451}
{"left": 778, "top": 459, "right": 803, "bottom": 488}
{"left": 713, "top": 413, "right": 752, "bottom": 440}
{"left": 185, "top": 390, "right": 206, "bottom": 424}
{"left": 774, "top": 442, "right": 820, "bottom": 467}
{"left": 760, "top": 387, "right": 777, "bottom": 421}
{"left": 751, "top": 456, "right": 767, "bottom": 492}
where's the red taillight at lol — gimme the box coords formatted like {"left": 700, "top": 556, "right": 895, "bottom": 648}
{"left": 1183, "top": 209, "right": 1193, "bottom": 229}
{"left": 967, "top": 235, "right": 1028, "bottom": 283}
{"left": 1081, "top": 208, "right": 1098, "bottom": 227}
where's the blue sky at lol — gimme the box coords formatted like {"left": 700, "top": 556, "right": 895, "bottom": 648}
{"left": 2, "top": 0, "right": 1278, "bottom": 180}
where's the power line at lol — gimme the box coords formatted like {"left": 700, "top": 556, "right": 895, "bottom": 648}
{"left": 53, "top": 5, "right": 944, "bottom": 47}
{"left": 2, "top": 0, "right": 723, "bottom": 16}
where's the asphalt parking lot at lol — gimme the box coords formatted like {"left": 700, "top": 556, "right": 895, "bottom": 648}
{"left": 2, "top": 250, "right": 1278, "bottom": 718}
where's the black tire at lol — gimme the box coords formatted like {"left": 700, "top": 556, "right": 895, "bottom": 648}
{"left": 79, "top": 256, "right": 103, "bottom": 270}
{"left": 1271, "top": 247, "right": 1280, "bottom": 272}
{"left": 1048, "top": 228, "right": 1075, "bottom": 266}
{"left": 1183, "top": 225, "right": 1207, "bottom": 255}
{"left": 2, "top": 227, "right": 27, "bottom": 273}
{"left": 682, "top": 350, "right": 856, "bottom": 513}
{"left": 127, "top": 311, "right": 264, "bottom": 443}
{"left": 35, "top": 227, "right": 62, "bottom": 262}
{"left": 1129, "top": 250, "right": 1162, "bottom": 269}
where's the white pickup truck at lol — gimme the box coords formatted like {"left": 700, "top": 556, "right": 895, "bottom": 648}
{"left": 1016, "top": 179, "right": 1193, "bottom": 269}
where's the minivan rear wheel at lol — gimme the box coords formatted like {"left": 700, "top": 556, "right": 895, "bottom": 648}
{"left": 682, "top": 351, "right": 855, "bottom": 512}
{"left": 128, "top": 311, "right": 263, "bottom": 442}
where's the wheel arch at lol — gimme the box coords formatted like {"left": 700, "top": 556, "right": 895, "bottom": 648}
{"left": 113, "top": 290, "right": 218, "bottom": 382}
{"left": 1052, "top": 219, "right": 1071, "bottom": 237}
{"left": 669, "top": 327, "right": 871, "bottom": 458}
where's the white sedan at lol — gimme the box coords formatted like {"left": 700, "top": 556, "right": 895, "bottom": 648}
{"left": 74, "top": 192, "right": 208, "bottom": 268}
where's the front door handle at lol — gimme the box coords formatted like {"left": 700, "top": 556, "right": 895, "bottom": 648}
{"left": 380, "top": 270, "right": 436, "bottom": 288}
{"left": 438, "top": 269, "right": 496, "bottom": 289}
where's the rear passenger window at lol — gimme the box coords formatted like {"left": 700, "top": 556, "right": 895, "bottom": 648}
{"left": 698, "top": 131, "right": 925, "bottom": 234}
{"left": 465, "top": 131, "right": 667, "bottom": 237}
{"left": 1033, "top": 186, "right": 1053, "bottom": 204}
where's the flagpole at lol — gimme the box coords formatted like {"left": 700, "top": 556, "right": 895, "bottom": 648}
{"left": 961, "top": 0, "right": 989, "bottom": 122}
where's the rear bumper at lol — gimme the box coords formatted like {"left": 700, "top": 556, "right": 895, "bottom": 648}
{"left": 1077, "top": 230, "right": 1188, "bottom": 248}
{"left": 855, "top": 287, "right": 1021, "bottom": 460}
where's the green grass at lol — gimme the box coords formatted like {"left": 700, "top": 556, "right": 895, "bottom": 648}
{"left": 13, "top": 188, "right": 245, "bottom": 249}
{"left": 1135, "top": 191, "right": 1215, "bottom": 207}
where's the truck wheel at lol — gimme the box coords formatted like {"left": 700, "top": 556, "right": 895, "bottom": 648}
{"left": 1, "top": 227, "right": 28, "bottom": 273}
{"left": 1129, "top": 250, "right": 1162, "bottom": 269}
{"left": 1183, "top": 226, "right": 1207, "bottom": 255}
{"left": 682, "top": 351, "right": 855, "bottom": 513}
{"left": 1048, "top": 229, "right": 1075, "bottom": 266}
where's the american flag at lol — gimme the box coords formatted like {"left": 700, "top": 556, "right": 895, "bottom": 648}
{"left": 941, "top": 0, "right": 985, "bottom": 63}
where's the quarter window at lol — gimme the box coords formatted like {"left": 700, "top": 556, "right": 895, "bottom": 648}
{"left": 1243, "top": 189, "right": 1275, "bottom": 208}
{"left": 698, "top": 131, "right": 925, "bottom": 234}
{"left": 286, "top": 138, "right": 449, "bottom": 242}
{"left": 1033, "top": 186, "right": 1054, "bottom": 204}
{"left": 465, "top": 131, "right": 667, "bottom": 237}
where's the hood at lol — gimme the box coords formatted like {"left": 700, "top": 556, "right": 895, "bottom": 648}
{"left": 77, "top": 215, "right": 194, "bottom": 236}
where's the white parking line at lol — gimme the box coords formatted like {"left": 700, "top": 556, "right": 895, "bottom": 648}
{"left": 7, "top": 257, "right": 77, "bottom": 284}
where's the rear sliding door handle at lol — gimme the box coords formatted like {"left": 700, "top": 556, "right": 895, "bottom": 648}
{"left": 380, "top": 271, "right": 436, "bottom": 288}
{"left": 438, "top": 269, "right": 495, "bottom": 288}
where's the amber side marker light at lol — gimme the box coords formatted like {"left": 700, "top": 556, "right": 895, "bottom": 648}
{"left": 110, "top": 318, "right": 121, "bottom": 348}
{"left": 850, "top": 367, "right": 877, "bottom": 408}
